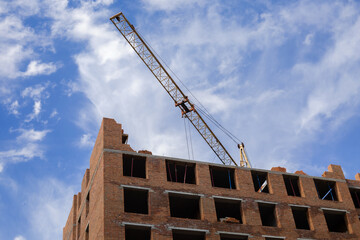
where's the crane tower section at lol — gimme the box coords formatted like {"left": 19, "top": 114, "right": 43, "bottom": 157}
{"left": 110, "top": 12, "right": 251, "bottom": 167}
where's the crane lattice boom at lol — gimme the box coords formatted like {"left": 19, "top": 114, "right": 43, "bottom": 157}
{"left": 110, "top": 12, "right": 251, "bottom": 167}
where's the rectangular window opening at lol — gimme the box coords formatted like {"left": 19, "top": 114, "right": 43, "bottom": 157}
{"left": 251, "top": 171, "right": 269, "bottom": 193}
{"left": 215, "top": 199, "right": 242, "bottom": 224}
{"left": 166, "top": 160, "right": 196, "bottom": 184}
{"left": 172, "top": 230, "right": 205, "bottom": 240}
{"left": 209, "top": 166, "right": 236, "bottom": 189}
{"left": 350, "top": 188, "right": 360, "bottom": 208}
{"left": 220, "top": 234, "right": 248, "bottom": 240}
{"left": 124, "top": 188, "right": 148, "bottom": 214}
{"left": 86, "top": 192, "right": 89, "bottom": 217}
{"left": 123, "top": 154, "right": 146, "bottom": 178}
{"left": 258, "top": 203, "right": 277, "bottom": 227}
{"left": 169, "top": 193, "right": 200, "bottom": 219}
{"left": 323, "top": 210, "right": 348, "bottom": 233}
{"left": 314, "top": 179, "right": 338, "bottom": 201}
{"left": 85, "top": 225, "right": 89, "bottom": 240}
{"left": 77, "top": 217, "right": 81, "bottom": 239}
{"left": 125, "top": 225, "right": 151, "bottom": 240}
{"left": 283, "top": 175, "right": 301, "bottom": 197}
{"left": 291, "top": 207, "right": 310, "bottom": 230}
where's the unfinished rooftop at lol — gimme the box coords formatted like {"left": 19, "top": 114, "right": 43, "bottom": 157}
{"left": 63, "top": 118, "right": 360, "bottom": 240}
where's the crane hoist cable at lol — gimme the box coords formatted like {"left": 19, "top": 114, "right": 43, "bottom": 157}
{"left": 110, "top": 12, "right": 251, "bottom": 168}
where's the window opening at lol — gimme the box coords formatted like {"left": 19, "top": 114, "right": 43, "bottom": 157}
{"left": 258, "top": 203, "right": 277, "bottom": 227}
{"left": 323, "top": 210, "right": 348, "bottom": 233}
{"left": 123, "top": 154, "right": 146, "bottom": 178}
{"left": 252, "top": 171, "right": 269, "bottom": 193}
{"left": 169, "top": 193, "right": 200, "bottom": 219}
{"left": 214, "top": 199, "right": 242, "bottom": 224}
{"left": 283, "top": 175, "right": 301, "bottom": 197}
{"left": 86, "top": 192, "right": 89, "bottom": 217}
{"left": 350, "top": 188, "right": 360, "bottom": 208}
{"left": 209, "top": 166, "right": 236, "bottom": 189}
{"left": 77, "top": 217, "right": 81, "bottom": 239}
{"left": 264, "top": 238, "right": 284, "bottom": 240}
{"left": 314, "top": 179, "right": 338, "bottom": 201}
{"left": 124, "top": 188, "right": 148, "bottom": 214}
{"left": 85, "top": 225, "right": 89, "bottom": 240}
{"left": 125, "top": 225, "right": 151, "bottom": 240}
{"left": 220, "top": 234, "right": 248, "bottom": 240}
{"left": 166, "top": 160, "right": 195, "bottom": 184}
{"left": 172, "top": 230, "right": 205, "bottom": 240}
{"left": 291, "top": 207, "right": 310, "bottom": 230}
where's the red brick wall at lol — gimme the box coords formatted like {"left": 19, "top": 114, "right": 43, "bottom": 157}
{"left": 64, "top": 118, "right": 360, "bottom": 240}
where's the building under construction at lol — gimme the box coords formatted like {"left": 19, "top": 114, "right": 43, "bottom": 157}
{"left": 63, "top": 118, "right": 360, "bottom": 240}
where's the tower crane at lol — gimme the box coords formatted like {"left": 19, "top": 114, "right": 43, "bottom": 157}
{"left": 110, "top": 12, "right": 251, "bottom": 168}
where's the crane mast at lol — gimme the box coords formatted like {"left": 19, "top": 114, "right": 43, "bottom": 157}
{"left": 110, "top": 12, "right": 251, "bottom": 167}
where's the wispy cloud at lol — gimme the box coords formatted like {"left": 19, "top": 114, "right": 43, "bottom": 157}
{"left": 79, "top": 133, "right": 94, "bottom": 148}
{"left": 14, "top": 235, "right": 26, "bottom": 240}
{"left": 25, "top": 178, "right": 76, "bottom": 240}
{"left": 0, "top": 143, "right": 44, "bottom": 173}
{"left": 16, "top": 129, "right": 51, "bottom": 142}
{"left": 22, "top": 60, "right": 60, "bottom": 77}
{"left": 0, "top": 15, "right": 52, "bottom": 80}
{"left": 141, "top": 0, "right": 205, "bottom": 12}
{"left": 0, "top": 128, "right": 50, "bottom": 173}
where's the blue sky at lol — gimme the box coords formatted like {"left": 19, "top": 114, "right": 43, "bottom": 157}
{"left": 1, "top": 0, "right": 360, "bottom": 239}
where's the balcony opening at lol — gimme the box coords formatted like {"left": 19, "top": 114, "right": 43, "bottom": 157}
{"left": 220, "top": 233, "right": 248, "bottom": 240}
{"left": 350, "top": 188, "right": 360, "bottom": 208}
{"left": 169, "top": 193, "right": 200, "bottom": 219}
{"left": 214, "top": 198, "right": 242, "bottom": 224}
{"left": 166, "top": 160, "right": 195, "bottom": 184}
{"left": 209, "top": 166, "right": 236, "bottom": 189}
{"left": 258, "top": 203, "right": 277, "bottom": 227}
{"left": 125, "top": 225, "right": 151, "bottom": 240}
{"left": 283, "top": 175, "right": 301, "bottom": 197}
{"left": 172, "top": 230, "right": 205, "bottom": 240}
{"left": 323, "top": 210, "right": 348, "bottom": 233}
{"left": 123, "top": 154, "right": 146, "bottom": 178}
{"left": 291, "top": 206, "right": 310, "bottom": 230}
{"left": 252, "top": 171, "right": 269, "bottom": 193}
{"left": 124, "top": 188, "right": 148, "bottom": 214}
{"left": 314, "top": 179, "right": 338, "bottom": 201}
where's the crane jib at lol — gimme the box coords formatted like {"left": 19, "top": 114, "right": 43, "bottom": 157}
{"left": 110, "top": 12, "right": 250, "bottom": 167}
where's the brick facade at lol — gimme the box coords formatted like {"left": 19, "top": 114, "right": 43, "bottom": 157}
{"left": 63, "top": 118, "right": 360, "bottom": 240}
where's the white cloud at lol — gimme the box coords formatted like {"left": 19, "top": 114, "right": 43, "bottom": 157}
{"left": 79, "top": 133, "right": 94, "bottom": 148}
{"left": 0, "top": 143, "right": 44, "bottom": 166}
{"left": 17, "top": 129, "right": 50, "bottom": 142}
{"left": 303, "top": 33, "right": 314, "bottom": 45}
{"left": 0, "top": 16, "right": 36, "bottom": 79}
{"left": 50, "top": 109, "right": 58, "bottom": 118}
{"left": 142, "top": 0, "right": 205, "bottom": 12}
{"left": 21, "top": 85, "right": 46, "bottom": 99}
{"left": 26, "top": 178, "right": 76, "bottom": 240}
{"left": 33, "top": 101, "right": 41, "bottom": 116}
{"left": 14, "top": 235, "right": 26, "bottom": 240}
{"left": 25, "top": 101, "right": 42, "bottom": 122}
{"left": 8, "top": 100, "right": 20, "bottom": 115}
{"left": 40, "top": 0, "right": 360, "bottom": 175}
{"left": 0, "top": 128, "right": 49, "bottom": 173}
{"left": 22, "top": 60, "right": 59, "bottom": 77}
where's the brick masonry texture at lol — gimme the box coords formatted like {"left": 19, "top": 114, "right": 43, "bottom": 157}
{"left": 63, "top": 118, "right": 360, "bottom": 240}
